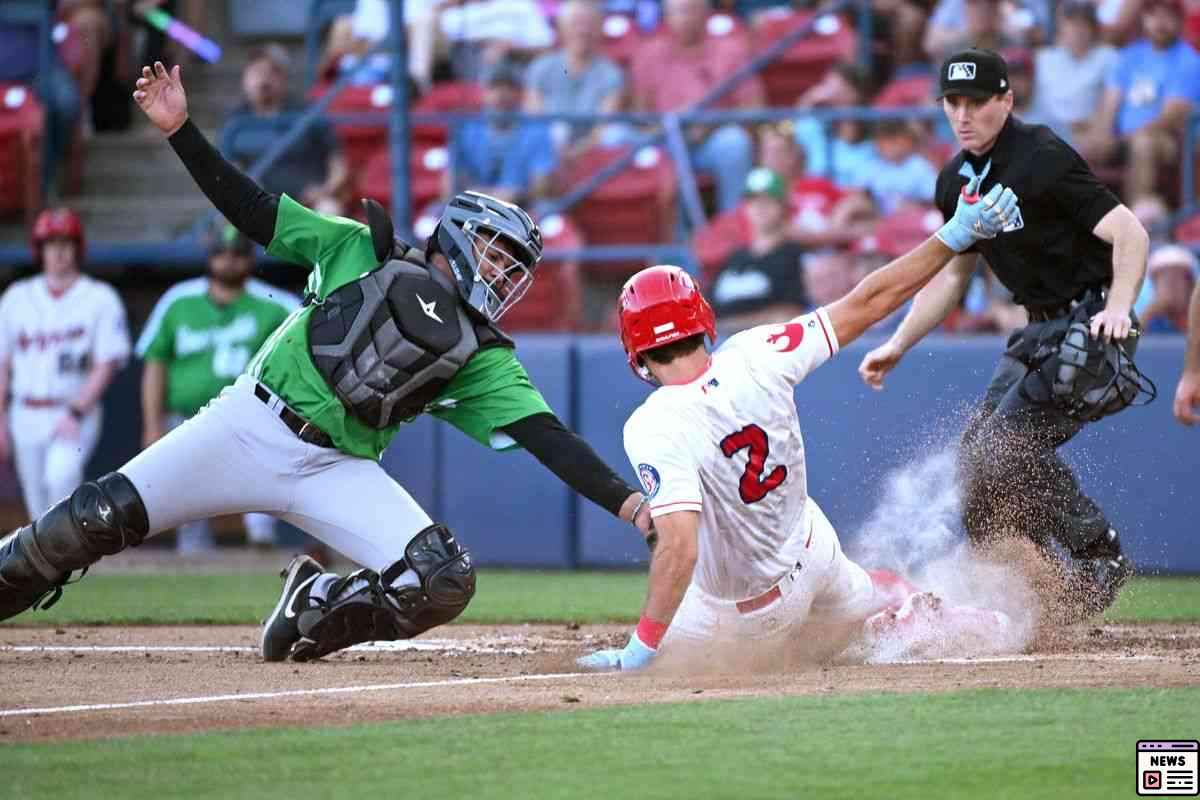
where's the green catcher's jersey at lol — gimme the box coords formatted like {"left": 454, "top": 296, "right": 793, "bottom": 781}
{"left": 247, "top": 195, "right": 552, "bottom": 460}
{"left": 137, "top": 278, "right": 299, "bottom": 417}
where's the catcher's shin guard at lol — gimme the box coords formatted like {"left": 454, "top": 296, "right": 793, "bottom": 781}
{"left": 290, "top": 523, "right": 476, "bottom": 661}
{"left": 0, "top": 473, "right": 149, "bottom": 621}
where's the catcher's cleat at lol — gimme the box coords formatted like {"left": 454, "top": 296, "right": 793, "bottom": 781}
{"left": 1070, "top": 528, "right": 1134, "bottom": 617}
{"left": 260, "top": 555, "right": 324, "bottom": 662}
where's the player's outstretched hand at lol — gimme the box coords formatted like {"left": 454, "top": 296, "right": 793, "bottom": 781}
{"left": 577, "top": 631, "right": 656, "bottom": 672}
{"left": 936, "top": 181, "right": 1019, "bottom": 253}
{"left": 858, "top": 340, "right": 905, "bottom": 390}
{"left": 1175, "top": 370, "right": 1200, "bottom": 426}
{"left": 133, "top": 61, "right": 189, "bottom": 137}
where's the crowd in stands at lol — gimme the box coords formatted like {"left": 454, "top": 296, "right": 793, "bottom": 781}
{"left": 2, "top": 0, "right": 1200, "bottom": 336}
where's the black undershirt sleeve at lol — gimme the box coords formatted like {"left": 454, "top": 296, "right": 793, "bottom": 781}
{"left": 167, "top": 119, "right": 279, "bottom": 247}
{"left": 501, "top": 412, "right": 636, "bottom": 518}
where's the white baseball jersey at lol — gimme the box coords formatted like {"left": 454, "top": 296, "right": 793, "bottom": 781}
{"left": 0, "top": 275, "right": 131, "bottom": 401}
{"left": 624, "top": 308, "right": 839, "bottom": 601}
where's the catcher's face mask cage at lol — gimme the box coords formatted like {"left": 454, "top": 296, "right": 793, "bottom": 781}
{"left": 431, "top": 191, "right": 543, "bottom": 322}
{"left": 1024, "top": 314, "right": 1157, "bottom": 423}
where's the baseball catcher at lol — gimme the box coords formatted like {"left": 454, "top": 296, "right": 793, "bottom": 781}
{"left": 0, "top": 62, "right": 652, "bottom": 662}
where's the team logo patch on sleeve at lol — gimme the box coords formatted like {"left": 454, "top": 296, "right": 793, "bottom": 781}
{"left": 764, "top": 322, "right": 805, "bottom": 352}
{"left": 637, "top": 463, "right": 661, "bottom": 499}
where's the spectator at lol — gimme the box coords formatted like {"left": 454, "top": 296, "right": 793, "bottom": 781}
{"left": 631, "top": 0, "right": 762, "bottom": 212}
{"left": 1029, "top": 2, "right": 1117, "bottom": 144}
{"left": 759, "top": 122, "right": 856, "bottom": 243}
{"left": 845, "top": 119, "right": 938, "bottom": 215}
{"left": 923, "top": 0, "right": 1023, "bottom": 62}
{"left": 1136, "top": 244, "right": 1199, "bottom": 332}
{"left": 0, "top": 1, "right": 81, "bottom": 197}
{"left": 447, "top": 58, "right": 557, "bottom": 205}
{"left": 867, "top": 0, "right": 930, "bottom": 73}
{"left": 220, "top": 45, "right": 350, "bottom": 214}
{"left": 525, "top": 0, "right": 625, "bottom": 157}
{"left": 792, "top": 63, "right": 876, "bottom": 187}
{"left": 1077, "top": 0, "right": 1200, "bottom": 203}
{"left": 323, "top": 0, "right": 554, "bottom": 90}
{"left": 709, "top": 168, "right": 810, "bottom": 329}
{"left": 136, "top": 224, "right": 301, "bottom": 553}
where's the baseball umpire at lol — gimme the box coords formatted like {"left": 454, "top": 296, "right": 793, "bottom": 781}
{"left": 858, "top": 48, "right": 1155, "bottom": 618}
{"left": 0, "top": 62, "right": 652, "bottom": 663}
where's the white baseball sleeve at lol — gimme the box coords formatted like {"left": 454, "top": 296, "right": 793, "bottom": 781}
{"left": 623, "top": 409, "right": 702, "bottom": 518}
{"left": 94, "top": 287, "right": 132, "bottom": 366}
{"left": 734, "top": 308, "right": 839, "bottom": 386}
{"left": 0, "top": 287, "right": 14, "bottom": 362}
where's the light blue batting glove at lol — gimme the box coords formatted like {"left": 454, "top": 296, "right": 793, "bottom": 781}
{"left": 936, "top": 174, "right": 1019, "bottom": 253}
{"left": 577, "top": 631, "right": 657, "bottom": 672}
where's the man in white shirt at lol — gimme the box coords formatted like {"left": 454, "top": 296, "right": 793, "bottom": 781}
{"left": 0, "top": 209, "right": 130, "bottom": 520}
{"left": 579, "top": 179, "right": 1020, "bottom": 671}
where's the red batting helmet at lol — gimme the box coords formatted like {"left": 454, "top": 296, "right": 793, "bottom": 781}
{"left": 31, "top": 207, "right": 85, "bottom": 264}
{"left": 617, "top": 265, "right": 717, "bottom": 383}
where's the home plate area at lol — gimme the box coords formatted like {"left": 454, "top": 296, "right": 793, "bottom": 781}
{"left": 0, "top": 623, "right": 1196, "bottom": 743}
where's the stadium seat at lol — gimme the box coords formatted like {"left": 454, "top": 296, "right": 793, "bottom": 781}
{"left": 1176, "top": 212, "right": 1200, "bottom": 243}
{"left": 873, "top": 74, "right": 935, "bottom": 108}
{"left": 412, "top": 81, "right": 484, "bottom": 149}
{"left": 321, "top": 84, "right": 393, "bottom": 171}
{"left": 692, "top": 205, "right": 751, "bottom": 287}
{"left": 865, "top": 204, "right": 943, "bottom": 257}
{"left": 359, "top": 145, "right": 448, "bottom": 216}
{"left": 753, "top": 11, "right": 856, "bottom": 107}
{"left": 0, "top": 83, "right": 44, "bottom": 219}
{"left": 554, "top": 144, "right": 676, "bottom": 279}
{"left": 502, "top": 214, "right": 585, "bottom": 332}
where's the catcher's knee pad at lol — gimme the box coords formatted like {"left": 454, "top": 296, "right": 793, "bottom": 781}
{"left": 0, "top": 472, "right": 148, "bottom": 621}
{"left": 292, "top": 524, "right": 475, "bottom": 661}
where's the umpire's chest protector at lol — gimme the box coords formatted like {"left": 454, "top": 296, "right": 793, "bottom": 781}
{"left": 306, "top": 251, "right": 511, "bottom": 429}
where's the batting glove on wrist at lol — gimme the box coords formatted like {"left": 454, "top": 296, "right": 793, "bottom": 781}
{"left": 936, "top": 172, "right": 1019, "bottom": 253}
{"left": 577, "top": 630, "right": 657, "bottom": 672}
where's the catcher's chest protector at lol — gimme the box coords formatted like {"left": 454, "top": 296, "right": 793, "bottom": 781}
{"left": 307, "top": 251, "right": 511, "bottom": 429}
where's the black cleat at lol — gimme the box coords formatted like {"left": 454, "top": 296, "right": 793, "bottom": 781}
{"left": 1072, "top": 528, "right": 1134, "bottom": 616}
{"left": 260, "top": 555, "right": 324, "bottom": 662}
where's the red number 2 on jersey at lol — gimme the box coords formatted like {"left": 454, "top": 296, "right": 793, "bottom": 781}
{"left": 719, "top": 424, "right": 787, "bottom": 504}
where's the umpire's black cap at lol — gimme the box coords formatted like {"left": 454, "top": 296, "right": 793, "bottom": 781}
{"left": 937, "top": 48, "right": 1010, "bottom": 99}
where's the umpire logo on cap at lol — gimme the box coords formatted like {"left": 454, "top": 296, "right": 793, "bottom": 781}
{"left": 947, "top": 62, "right": 977, "bottom": 80}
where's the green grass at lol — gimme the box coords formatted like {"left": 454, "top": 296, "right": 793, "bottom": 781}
{"left": 3, "top": 572, "right": 1196, "bottom": 626}
{"left": 7, "top": 687, "right": 1194, "bottom": 799}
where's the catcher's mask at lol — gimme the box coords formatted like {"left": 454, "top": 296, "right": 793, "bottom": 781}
{"left": 427, "top": 191, "right": 543, "bottom": 322}
{"left": 1023, "top": 304, "right": 1157, "bottom": 422}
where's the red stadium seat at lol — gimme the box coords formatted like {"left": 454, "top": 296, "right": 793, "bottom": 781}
{"left": 412, "top": 81, "right": 484, "bottom": 149}
{"left": 323, "top": 84, "right": 393, "bottom": 171}
{"left": 555, "top": 144, "right": 677, "bottom": 279}
{"left": 873, "top": 74, "right": 935, "bottom": 108}
{"left": 0, "top": 83, "right": 44, "bottom": 219}
{"left": 753, "top": 11, "right": 856, "bottom": 107}
{"left": 692, "top": 204, "right": 751, "bottom": 287}
{"left": 502, "top": 214, "right": 585, "bottom": 332}
{"left": 359, "top": 145, "right": 448, "bottom": 215}
{"left": 1176, "top": 213, "right": 1200, "bottom": 243}
{"left": 863, "top": 204, "right": 943, "bottom": 258}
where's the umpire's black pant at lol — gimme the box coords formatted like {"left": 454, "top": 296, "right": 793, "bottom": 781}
{"left": 958, "top": 311, "right": 1137, "bottom": 559}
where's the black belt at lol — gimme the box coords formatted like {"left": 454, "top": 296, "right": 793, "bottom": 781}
{"left": 253, "top": 383, "right": 334, "bottom": 448}
{"left": 1026, "top": 288, "right": 1106, "bottom": 323}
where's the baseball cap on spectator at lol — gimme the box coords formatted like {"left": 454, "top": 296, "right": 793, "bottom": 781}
{"left": 1147, "top": 244, "right": 1200, "bottom": 278}
{"left": 743, "top": 167, "right": 788, "bottom": 201}
{"left": 481, "top": 58, "right": 525, "bottom": 88}
{"left": 937, "top": 48, "right": 1010, "bottom": 99}
{"left": 209, "top": 223, "right": 254, "bottom": 256}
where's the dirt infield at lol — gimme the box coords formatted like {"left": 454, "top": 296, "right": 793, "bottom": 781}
{"left": 2, "top": 621, "right": 1198, "bottom": 743}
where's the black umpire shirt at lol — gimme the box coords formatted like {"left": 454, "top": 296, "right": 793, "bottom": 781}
{"left": 934, "top": 115, "right": 1121, "bottom": 311}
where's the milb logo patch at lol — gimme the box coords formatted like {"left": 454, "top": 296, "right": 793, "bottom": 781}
{"left": 637, "top": 463, "right": 661, "bottom": 499}
{"left": 947, "top": 62, "right": 976, "bottom": 80}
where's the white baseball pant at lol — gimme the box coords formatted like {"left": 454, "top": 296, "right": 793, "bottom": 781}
{"left": 164, "top": 413, "right": 277, "bottom": 553}
{"left": 120, "top": 375, "right": 433, "bottom": 570}
{"left": 661, "top": 499, "right": 881, "bottom": 652}
{"left": 8, "top": 403, "right": 103, "bottom": 520}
